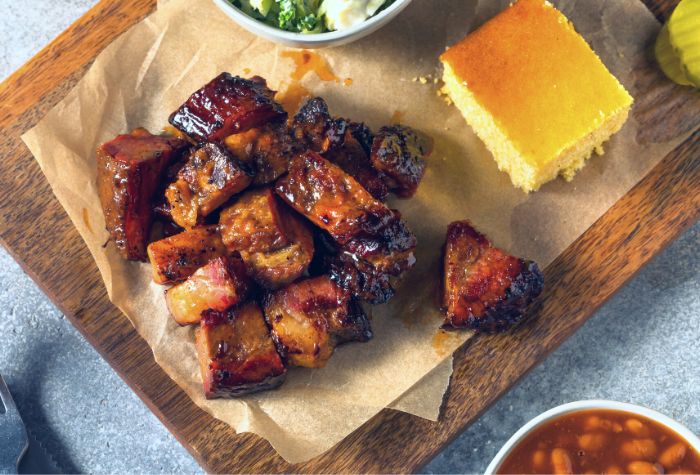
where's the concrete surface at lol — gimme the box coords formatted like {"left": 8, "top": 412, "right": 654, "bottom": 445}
{"left": 1, "top": 1, "right": 698, "bottom": 473}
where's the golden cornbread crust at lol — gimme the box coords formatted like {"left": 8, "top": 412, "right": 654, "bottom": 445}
{"left": 440, "top": 0, "right": 633, "bottom": 192}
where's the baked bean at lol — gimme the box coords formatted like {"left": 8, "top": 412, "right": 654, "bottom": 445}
{"left": 604, "top": 465, "right": 622, "bottom": 474}
{"left": 659, "top": 442, "right": 687, "bottom": 468}
{"left": 625, "top": 418, "right": 652, "bottom": 438}
{"left": 584, "top": 415, "right": 614, "bottom": 432}
{"left": 551, "top": 448, "right": 573, "bottom": 475}
{"left": 627, "top": 460, "right": 662, "bottom": 474}
{"left": 532, "top": 450, "right": 547, "bottom": 471}
{"left": 668, "top": 467, "right": 693, "bottom": 474}
{"left": 620, "top": 438, "right": 658, "bottom": 460}
{"left": 578, "top": 432, "right": 609, "bottom": 451}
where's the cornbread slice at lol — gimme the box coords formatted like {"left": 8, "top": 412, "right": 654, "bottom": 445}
{"left": 440, "top": 0, "right": 633, "bottom": 192}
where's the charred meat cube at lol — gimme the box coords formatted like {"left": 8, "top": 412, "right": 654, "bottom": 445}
{"left": 325, "top": 127, "right": 389, "bottom": 201}
{"left": 342, "top": 214, "right": 417, "bottom": 276}
{"left": 291, "top": 97, "right": 347, "bottom": 153}
{"left": 96, "top": 128, "right": 187, "bottom": 260}
{"left": 371, "top": 125, "right": 432, "bottom": 198}
{"left": 220, "top": 187, "right": 314, "bottom": 289}
{"left": 166, "top": 142, "right": 253, "bottom": 229}
{"left": 264, "top": 276, "right": 372, "bottom": 368}
{"left": 224, "top": 123, "right": 297, "bottom": 185}
{"left": 328, "top": 258, "right": 395, "bottom": 305}
{"left": 165, "top": 255, "right": 251, "bottom": 325}
{"left": 220, "top": 188, "right": 292, "bottom": 253}
{"left": 291, "top": 98, "right": 387, "bottom": 200}
{"left": 329, "top": 215, "right": 417, "bottom": 304}
{"left": 169, "top": 73, "right": 286, "bottom": 142}
{"left": 275, "top": 151, "right": 395, "bottom": 245}
{"left": 241, "top": 220, "right": 314, "bottom": 289}
{"left": 196, "top": 302, "right": 285, "bottom": 398}
{"left": 147, "top": 225, "right": 228, "bottom": 284}
{"left": 442, "top": 221, "right": 544, "bottom": 332}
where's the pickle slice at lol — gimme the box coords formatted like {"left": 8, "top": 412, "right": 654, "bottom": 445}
{"left": 667, "top": 0, "right": 700, "bottom": 87}
{"left": 655, "top": 23, "right": 693, "bottom": 86}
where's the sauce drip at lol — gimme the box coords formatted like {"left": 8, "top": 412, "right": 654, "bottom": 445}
{"left": 278, "top": 50, "right": 343, "bottom": 114}
{"left": 242, "top": 67, "right": 252, "bottom": 75}
{"left": 391, "top": 110, "right": 405, "bottom": 123}
{"left": 277, "top": 81, "right": 311, "bottom": 116}
{"left": 432, "top": 330, "right": 456, "bottom": 357}
{"left": 281, "top": 50, "right": 340, "bottom": 83}
{"left": 82, "top": 207, "right": 93, "bottom": 233}
{"left": 343, "top": 78, "right": 353, "bottom": 86}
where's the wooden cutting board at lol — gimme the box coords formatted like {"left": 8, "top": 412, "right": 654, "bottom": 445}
{"left": 0, "top": 0, "right": 697, "bottom": 472}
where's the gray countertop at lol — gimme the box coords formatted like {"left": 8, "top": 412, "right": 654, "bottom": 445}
{"left": 1, "top": 1, "right": 698, "bottom": 473}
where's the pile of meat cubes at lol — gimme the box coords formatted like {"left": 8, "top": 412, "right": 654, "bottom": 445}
{"left": 96, "top": 73, "right": 431, "bottom": 398}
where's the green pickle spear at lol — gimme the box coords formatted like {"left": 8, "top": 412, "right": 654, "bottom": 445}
{"left": 655, "top": 23, "right": 693, "bottom": 86}
{"left": 667, "top": 0, "right": 700, "bottom": 87}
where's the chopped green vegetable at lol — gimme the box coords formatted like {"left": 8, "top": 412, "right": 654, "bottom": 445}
{"left": 231, "top": 0, "right": 394, "bottom": 34}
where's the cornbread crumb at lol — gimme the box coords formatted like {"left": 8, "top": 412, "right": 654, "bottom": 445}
{"left": 439, "top": 0, "right": 633, "bottom": 192}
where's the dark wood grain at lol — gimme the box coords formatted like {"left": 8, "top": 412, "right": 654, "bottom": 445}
{"left": 0, "top": 0, "right": 696, "bottom": 473}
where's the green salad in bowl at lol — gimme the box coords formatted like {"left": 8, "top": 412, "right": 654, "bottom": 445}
{"left": 231, "top": 0, "right": 397, "bottom": 33}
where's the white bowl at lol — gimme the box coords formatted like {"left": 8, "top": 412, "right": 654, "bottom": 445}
{"left": 485, "top": 400, "right": 700, "bottom": 474}
{"left": 212, "top": 0, "right": 413, "bottom": 48}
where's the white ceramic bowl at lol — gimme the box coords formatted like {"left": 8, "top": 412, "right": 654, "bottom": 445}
{"left": 485, "top": 400, "right": 700, "bottom": 474}
{"left": 212, "top": 0, "right": 413, "bottom": 48}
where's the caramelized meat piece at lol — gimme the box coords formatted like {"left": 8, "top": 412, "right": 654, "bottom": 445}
{"left": 147, "top": 225, "right": 228, "bottom": 284}
{"left": 220, "top": 188, "right": 314, "bottom": 288}
{"left": 169, "top": 73, "right": 286, "bottom": 142}
{"left": 224, "top": 123, "right": 297, "bottom": 185}
{"left": 329, "top": 215, "right": 417, "bottom": 304}
{"left": 371, "top": 125, "right": 431, "bottom": 198}
{"left": 241, "top": 226, "right": 313, "bottom": 289}
{"left": 275, "top": 151, "right": 394, "bottom": 245}
{"left": 96, "top": 128, "right": 187, "bottom": 260}
{"left": 291, "top": 97, "right": 347, "bottom": 153}
{"left": 292, "top": 98, "right": 387, "bottom": 200}
{"left": 442, "top": 221, "right": 544, "bottom": 332}
{"left": 264, "top": 276, "right": 372, "bottom": 368}
{"left": 196, "top": 302, "right": 285, "bottom": 398}
{"left": 326, "top": 128, "right": 389, "bottom": 201}
{"left": 220, "top": 188, "right": 292, "bottom": 253}
{"left": 329, "top": 258, "right": 395, "bottom": 305}
{"left": 165, "top": 255, "right": 251, "bottom": 325}
{"left": 166, "top": 142, "right": 253, "bottom": 229}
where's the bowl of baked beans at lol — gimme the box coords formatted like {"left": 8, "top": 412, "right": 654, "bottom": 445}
{"left": 485, "top": 400, "right": 700, "bottom": 475}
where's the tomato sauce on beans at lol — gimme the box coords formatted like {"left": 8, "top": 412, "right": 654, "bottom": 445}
{"left": 497, "top": 409, "right": 700, "bottom": 474}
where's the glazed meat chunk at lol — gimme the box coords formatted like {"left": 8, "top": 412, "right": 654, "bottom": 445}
{"left": 329, "top": 215, "right": 417, "bottom": 304}
{"left": 220, "top": 188, "right": 314, "bottom": 288}
{"left": 325, "top": 126, "right": 389, "bottom": 201}
{"left": 291, "top": 97, "right": 347, "bottom": 153}
{"left": 166, "top": 142, "right": 253, "bottom": 229}
{"left": 165, "top": 255, "right": 251, "bottom": 325}
{"left": 169, "top": 73, "right": 286, "bottom": 142}
{"left": 220, "top": 188, "right": 292, "bottom": 253}
{"left": 371, "top": 125, "right": 431, "bottom": 198}
{"left": 442, "top": 221, "right": 544, "bottom": 332}
{"left": 196, "top": 302, "right": 285, "bottom": 398}
{"left": 292, "top": 98, "right": 387, "bottom": 200}
{"left": 224, "top": 123, "right": 297, "bottom": 185}
{"left": 147, "top": 225, "right": 228, "bottom": 284}
{"left": 275, "top": 151, "right": 394, "bottom": 245}
{"left": 96, "top": 128, "right": 188, "bottom": 260}
{"left": 264, "top": 276, "right": 372, "bottom": 368}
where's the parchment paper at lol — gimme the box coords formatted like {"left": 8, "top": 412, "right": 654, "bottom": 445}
{"left": 22, "top": 0, "right": 699, "bottom": 463}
